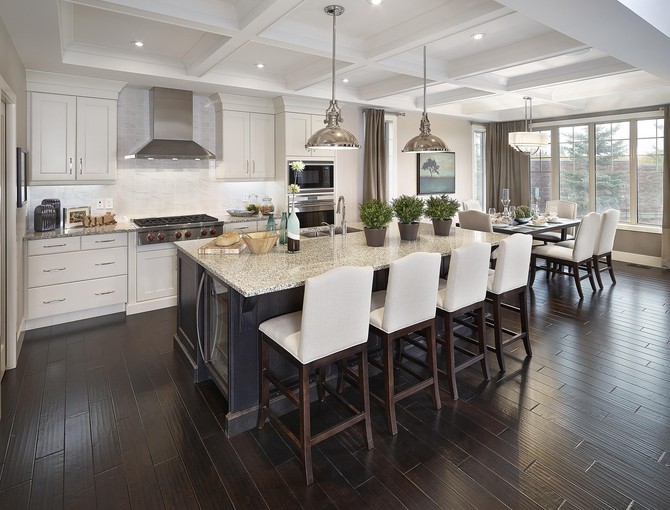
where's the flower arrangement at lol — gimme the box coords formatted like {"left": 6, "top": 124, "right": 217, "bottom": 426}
{"left": 290, "top": 160, "right": 305, "bottom": 173}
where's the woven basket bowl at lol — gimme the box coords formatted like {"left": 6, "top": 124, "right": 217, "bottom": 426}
{"left": 242, "top": 232, "right": 279, "bottom": 254}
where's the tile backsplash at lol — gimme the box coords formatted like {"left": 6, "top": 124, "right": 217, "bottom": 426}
{"left": 28, "top": 87, "right": 282, "bottom": 226}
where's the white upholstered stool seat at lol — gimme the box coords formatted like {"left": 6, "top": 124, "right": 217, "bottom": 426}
{"left": 258, "top": 265, "right": 374, "bottom": 485}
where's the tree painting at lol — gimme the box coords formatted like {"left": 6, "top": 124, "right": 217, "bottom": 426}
{"left": 417, "top": 153, "right": 455, "bottom": 194}
{"left": 421, "top": 157, "right": 440, "bottom": 177}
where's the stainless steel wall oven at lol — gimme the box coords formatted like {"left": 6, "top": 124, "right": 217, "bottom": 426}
{"left": 288, "top": 160, "right": 335, "bottom": 228}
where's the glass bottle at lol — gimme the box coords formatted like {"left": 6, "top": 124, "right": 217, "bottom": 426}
{"left": 279, "top": 212, "right": 288, "bottom": 245}
{"left": 265, "top": 213, "right": 276, "bottom": 232}
{"left": 287, "top": 197, "right": 300, "bottom": 253}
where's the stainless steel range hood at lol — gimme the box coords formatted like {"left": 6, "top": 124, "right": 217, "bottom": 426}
{"left": 125, "top": 87, "right": 215, "bottom": 160}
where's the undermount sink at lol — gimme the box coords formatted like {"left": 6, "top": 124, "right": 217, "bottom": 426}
{"left": 302, "top": 226, "right": 362, "bottom": 238}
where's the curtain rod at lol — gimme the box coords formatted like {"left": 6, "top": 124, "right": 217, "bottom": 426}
{"left": 362, "top": 108, "right": 405, "bottom": 116}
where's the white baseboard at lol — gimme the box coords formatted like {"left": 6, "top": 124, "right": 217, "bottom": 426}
{"left": 126, "top": 296, "right": 177, "bottom": 315}
{"left": 24, "top": 303, "right": 126, "bottom": 331}
{"left": 612, "top": 251, "right": 662, "bottom": 268}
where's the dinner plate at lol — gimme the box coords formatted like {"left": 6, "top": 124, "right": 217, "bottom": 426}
{"left": 547, "top": 219, "right": 562, "bottom": 223}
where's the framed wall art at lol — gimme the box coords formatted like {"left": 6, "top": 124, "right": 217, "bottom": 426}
{"left": 417, "top": 152, "right": 455, "bottom": 195}
{"left": 63, "top": 206, "right": 91, "bottom": 228}
{"left": 16, "top": 148, "right": 27, "bottom": 208}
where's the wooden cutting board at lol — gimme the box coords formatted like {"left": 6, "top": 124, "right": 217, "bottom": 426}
{"left": 198, "top": 239, "right": 247, "bottom": 254}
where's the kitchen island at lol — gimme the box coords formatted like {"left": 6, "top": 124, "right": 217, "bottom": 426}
{"left": 174, "top": 222, "right": 508, "bottom": 436}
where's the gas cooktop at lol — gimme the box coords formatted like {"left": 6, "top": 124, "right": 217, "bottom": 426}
{"left": 132, "top": 214, "right": 224, "bottom": 245}
{"left": 132, "top": 214, "right": 219, "bottom": 228}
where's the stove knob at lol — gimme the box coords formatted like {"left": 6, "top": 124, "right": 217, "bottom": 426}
{"left": 201, "top": 229, "right": 208, "bottom": 236}
{"left": 210, "top": 228, "right": 218, "bottom": 235}
{"left": 157, "top": 233, "right": 165, "bottom": 241}
{"left": 174, "top": 231, "right": 182, "bottom": 239}
{"left": 146, "top": 234, "right": 155, "bottom": 242}
{"left": 185, "top": 231, "right": 192, "bottom": 238}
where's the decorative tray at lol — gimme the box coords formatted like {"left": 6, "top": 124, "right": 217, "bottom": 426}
{"left": 226, "top": 209, "right": 256, "bottom": 217}
{"left": 198, "top": 239, "right": 247, "bottom": 254}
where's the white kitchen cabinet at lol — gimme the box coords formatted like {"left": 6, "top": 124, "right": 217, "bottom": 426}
{"left": 221, "top": 111, "right": 274, "bottom": 180}
{"left": 136, "top": 244, "right": 178, "bottom": 302}
{"left": 26, "top": 232, "right": 128, "bottom": 319}
{"left": 285, "top": 112, "right": 334, "bottom": 158}
{"left": 224, "top": 220, "right": 261, "bottom": 233}
{"left": 30, "top": 92, "right": 117, "bottom": 183}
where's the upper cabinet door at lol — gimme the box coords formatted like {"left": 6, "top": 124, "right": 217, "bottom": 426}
{"left": 222, "top": 110, "right": 251, "bottom": 179}
{"left": 76, "top": 97, "right": 117, "bottom": 181}
{"left": 249, "top": 113, "right": 274, "bottom": 179}
{"left": 31, "top": 92, "right": 77, "bottom": 181}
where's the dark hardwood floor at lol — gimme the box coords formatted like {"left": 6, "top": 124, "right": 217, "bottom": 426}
{"left": 1, "top": 261, "right": 669, "bottom": 509}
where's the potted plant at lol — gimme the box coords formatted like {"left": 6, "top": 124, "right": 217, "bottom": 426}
{"left": 359, "top": 199, "right": 394, "bottom": 247}
{"left": 424, "top": 194, "right": 460, "bottom": 236}
{"left": 514, "top": 205, "right": 532, "bottom": 224}
{"left": 391, "top": 194, "right": 424, "bottom": 241}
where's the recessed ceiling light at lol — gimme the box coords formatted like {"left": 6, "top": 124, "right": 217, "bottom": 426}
{"left": 131, "top": 40, "right": 144, "bottom": 48}
{"left": 256, "top": 63, "right": 264, "bottom": 69}
{"left": 471, "top": 33, "right": 486, "bottom": 41}
{"left": 341, "top": 78, "right": 349, "bottom": 83}
{"left": 368, "top": 0, "right": 382, "bottom": 5}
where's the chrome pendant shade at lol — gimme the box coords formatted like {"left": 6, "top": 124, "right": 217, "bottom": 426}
{"left": 305, "top": 5, "right": 360, "bottom": 151}
{"left": 508, "top": 97, "right": 548, "bottom": 155}
{"left": 402, "top": 46, "right": 448, "bottom": 153}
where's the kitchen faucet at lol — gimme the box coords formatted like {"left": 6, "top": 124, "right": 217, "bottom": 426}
{"left": 336, "top": 195, "right": 346, "bottom": 235}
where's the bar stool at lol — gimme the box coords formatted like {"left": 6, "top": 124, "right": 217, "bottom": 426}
{"left": 436, "top": 242, "right": 492, "bottom": 399}
{"left": 257, "top": 265, "right": 374, "bottom": 485}
{"left": 368, "top": 252, "right": 442, "bottom": 435}
{"left": 485, "top": 233, "right": 533, "bottom": 372}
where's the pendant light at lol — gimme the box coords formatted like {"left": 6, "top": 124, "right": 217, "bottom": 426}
{"left": 508, "top": 97, "right": 549, "bottom": 155}
{"left": 305, "top": 5, "right": 360, "bottom": 151}
{"left": 402, "top": 46, "right": 449, "bottom": 153}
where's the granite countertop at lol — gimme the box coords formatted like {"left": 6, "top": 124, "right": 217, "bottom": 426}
{"left": 24, "top": 222, "right": 138, "bottom": 241}
{"left": 176, "top": 222, "right": 508, "bottom": 298}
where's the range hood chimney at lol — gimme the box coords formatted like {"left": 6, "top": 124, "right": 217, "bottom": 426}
{"left": 125, "top": 87, "right": 214, "bottom": 160}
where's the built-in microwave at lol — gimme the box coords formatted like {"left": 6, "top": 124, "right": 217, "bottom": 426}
{"left": 288, "top": 160, "right": 334, "bottom": 192}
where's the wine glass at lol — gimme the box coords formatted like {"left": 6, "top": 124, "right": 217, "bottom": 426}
{"left": 546, "top": 205, "right": 558, "bottom": 222}
{"left": 508, "top": 206, "right": 516, "bottom": 226}
{"left": 488, "top": 207, "right": 497, "bottom": 219}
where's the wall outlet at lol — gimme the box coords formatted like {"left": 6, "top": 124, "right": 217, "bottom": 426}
{"left": 105, "top": 198, "right": 114, "bottom": 209}
{"left": 96, "top": 199, "right": 104, "bottom": 210}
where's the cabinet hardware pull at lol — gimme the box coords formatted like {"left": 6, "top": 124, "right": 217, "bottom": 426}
{"left": 43, "top": 267, "right": 66, "bottom": 272}
{"left": 43, "top": 298, "right": 66, "bottom": 304}
{"left": 95, "top": 290, "right": 115, "bottom": 296}
{"left": 246, "top": 160, "right": 249, "bottom": 173}
{"left": 95, "top": 239, "right": 115, "bottom": 243}
{"left": 252, "top": 160, "right": 255, "bottom": 174}
{"left": 43, "top": 243, "right": 67, "bottom": 248}
{"left": 79, "top": 157, "right": 83, "bottom": 174}
{"left": 69, "top": 157, "right": 73, "bottom": 174}
{"left": 95, "top": 262, "right": 115, "bottom": 266}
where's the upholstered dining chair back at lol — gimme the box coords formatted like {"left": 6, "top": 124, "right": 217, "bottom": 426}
{"left": 458, "top": 210, "right": 493, "bottom": 233}
{"left": 594, "top": 209, "right": 620, "bottom": 256}
{"left": 439, "top": 242, "right": 491, "bottom": 312}
{"left": 299, "top": 265, "right": 373, "bottom": 363}
{"left": 571, "top": 212, "right": 601, "bottom": 262}
{"left": 546, "top": 199, "right": 577, "bottom": 219}
{"left": 376, "top": 252, "right": 441, "bottom": 333}
{"left": 488, "top": 234, "right": 533, "bottom": 295}
{"left": 462, "top": 199, "right": 482, "bottom": 211}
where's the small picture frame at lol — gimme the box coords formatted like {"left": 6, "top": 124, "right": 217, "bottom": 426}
{"left": 417, "top": 152, "right": 456, "bottom": 195}
{"left": 63, "top": 206, "right": 91, "bottom": 228}
{"left": 16, "top": 148, "right": 27, "bottom": 208}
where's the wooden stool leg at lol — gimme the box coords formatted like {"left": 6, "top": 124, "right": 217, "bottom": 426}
{"left": 572, "top": 262, "right": 584, "bottom": 300}
{"left": 492, "top": 295, "right": 506, "bottom": 372}
{"left": 592, "top": 255, "right": 604, "bottom": 289}
{"left": 336, "top": 360, "right": 346, "bottom": 394}
{"left": 317, "top": 367, "right": 326, "bottom": 402}
{"left": 425, "top": 323, "right": 441, "bottom": 410}
{"left": 529, "top": 255, "right": 537, "bottom": 285}
{"left": 606, "top": 253, "right": 616, "bottom": 284}
{"left": 475, "top": 307, "right": 490, "bottom": 380}
{"left": 357, "top": 350, "right": 374, "bottom": 450}
{"left": 299, "top": 364, "right": 313, "bottom": 486}
{"left": 519, "top": 288, "right": 532, "bottom": 356}
{"left": 443, "top": 313, "right": 458, "bottom": 400}
{"left": 381, "top": 335, "right": 398, "bottom": 435}
{"left": 586, "top": 260, "right": 596, "bottom": 292}
{"left": 257, "top": 335, "right": 270, "bottom": 428}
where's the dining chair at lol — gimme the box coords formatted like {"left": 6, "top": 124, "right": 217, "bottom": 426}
{"left": 436, "top": 242, "right": 492, "bottom": 399}
{"left": 529, "top": 212, "right": 600, "bottom": 300}
{"left": 533, "top": 199, "right": 578, "bottom": 243}
{"left": 366, "top": 252, "right": 442, "bottom": 435}
{"left": 557, "top": 208, "right": 620, "bottom": 288}
{"left": 257, "top": 265, "right": 374, "bottom": 485}
{"left": 462, "top": 198, "right": 483, "bottom": 211}
{"left": 458, "top": 210, "right": 493, "bottom": 232}
{"left": 485, "top": 233, "right": 533, "bottom": 372}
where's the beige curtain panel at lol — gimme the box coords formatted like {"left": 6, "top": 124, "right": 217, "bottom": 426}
{"left": 363, "top": 109, "right": 387, "bottom": 202}
{"left": 662, "top": 106, "right": 670, "bottom": 268}
{"left": 485, "top": 120, "right": 530, "bottom": 210}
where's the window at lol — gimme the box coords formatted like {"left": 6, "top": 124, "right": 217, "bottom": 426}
{"left": 637, "top": 118, "right": 664, "bottom": 225}
{"left": 558, "top": 125, "right": 589, "bottom": 216}
{"left": 595, "top": 122, "right": 630, "bottom": 221}
{"left": 473, "top": 127, "right": 486, "bottom": 208}
{"left": 529, "top": 129, "right": 551, "bottom": 208}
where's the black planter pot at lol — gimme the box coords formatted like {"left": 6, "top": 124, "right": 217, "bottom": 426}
{"left": 364, "top": 227, "right": 387, "bottom": 247}
{"left": 397, "top": 222, "right": 420, "bottom": 241}
{"left": 432, "top": 219, "right": 452, "bottom": 236}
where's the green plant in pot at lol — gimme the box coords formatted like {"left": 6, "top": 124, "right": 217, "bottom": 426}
{"left": 359, "top": 199, "right": 394, "bottom": 247}
{"left": 424, "top": 194, "right": 460, "bottom": 236}
{"left": 391, "top": 194, "right": 424, "bottom": 241}
{"left": 514, "top": 204, "right": 532, "bottom": 224}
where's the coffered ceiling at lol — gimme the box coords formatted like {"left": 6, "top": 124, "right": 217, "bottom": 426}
{"left": 2, "top": 0, "right": 670, "bottom": 122}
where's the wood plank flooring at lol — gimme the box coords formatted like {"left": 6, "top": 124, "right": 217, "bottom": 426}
{"left": 1, "top": 261, "right": 669, "bottom": 509}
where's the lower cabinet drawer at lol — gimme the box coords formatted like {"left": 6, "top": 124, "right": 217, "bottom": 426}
{"left": 28, "top": 275, "right": 127, "bottom": 319}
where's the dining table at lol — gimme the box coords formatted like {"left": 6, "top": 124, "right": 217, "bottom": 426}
{"left": 492, "top": 217, "right": 581, "bottom": 241}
